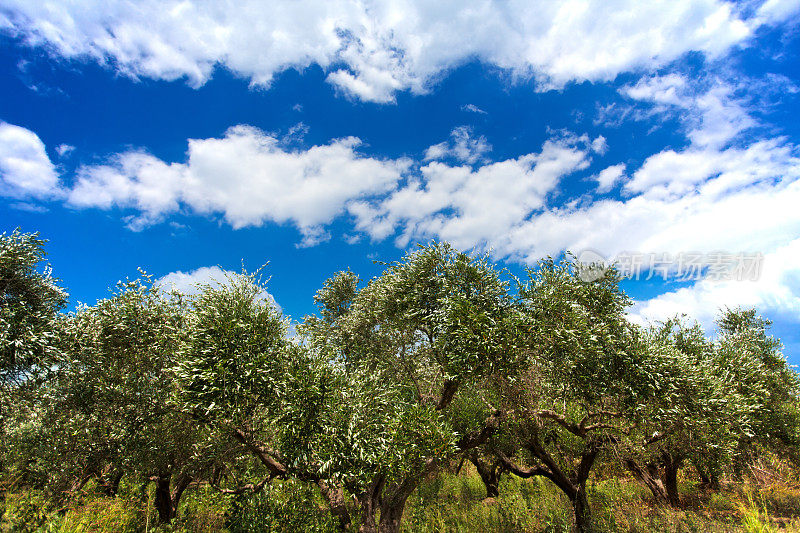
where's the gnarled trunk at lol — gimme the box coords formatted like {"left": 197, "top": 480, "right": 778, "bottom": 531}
{"left": 469, "top": 453, "right": 503, "bottom": 498}
{"left": 357, "top": 464, "right": 428, "bottom": 533}
{"left": 318, "top": 481, "right": 352, "bottom": 531}
{"left": 153, "top": 472, "right": 193, "bottom": 524}
{"left": 358, "top": 486, "right": 412, "bottom": 533}
{"left": 357, "top": 475, "right": 384, "bottom": 533}
{"left": 662, "top": 454, "right": 682, "bottom": 507}
{"left": 357, "top": 409, "right": 502, "bottom": 532}
{"left": 571, "top": 486, "right": 594, "bottom": 533}
{"left": 625, "top": 459, "right": 668, "bottom": 504}
{"left": 518, "top": 435, "right": 599, "bottom": 533}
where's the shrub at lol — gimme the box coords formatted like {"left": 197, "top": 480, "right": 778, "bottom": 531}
{"left": 225, "top": 479, "right": 337, "bottom": 533}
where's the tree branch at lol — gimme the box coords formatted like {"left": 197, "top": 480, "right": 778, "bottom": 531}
{"left": 495, "top": 451, "right": 555, "bottom": 483}
{"left": 456, "top": 410, "right": 502, "bottom": 451}
{"left": 436, "top": 379, "right": 460, "bottom": 411}
{"left": 532, "top": 409, "right": 587, "bottom": 438}
{"left": 228, "top": 427, "right": 289, "bottom": 479}
{"left": 211, "top": 474, "right": 271, "bottom": 495}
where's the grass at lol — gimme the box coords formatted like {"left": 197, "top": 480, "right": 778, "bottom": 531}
{"left": 3, "top": 467, "right": 800, "bottom": 532}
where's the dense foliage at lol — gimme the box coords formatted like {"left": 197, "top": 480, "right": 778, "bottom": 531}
{"left": 1, "top": 230, "right": 799, "bottom": 533}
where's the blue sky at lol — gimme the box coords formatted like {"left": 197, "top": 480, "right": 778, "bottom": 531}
{"left": 1, "top": 0, "right": 800, "bottom": 364}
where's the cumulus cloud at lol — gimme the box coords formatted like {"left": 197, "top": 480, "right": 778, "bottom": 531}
{"left": 497, "top": 165, "right": 800, "bottom": 264}
{"left": 353, "top": 134, "right": 593, "bottom": 249}
{"left": 68, "top": 125, "right": 407, "bottom": 240}
{"left": 1, "top": 0, "right": 783, "bottom": 102}
{"left": 491, "top": 76, "right": 800, "bottom": 264}
{"left": 423, "top": 126, "right": 491, "bottom": 164}
{"left": 0, "top": 122, "right": 60, "bottom": 199}
{"left": 631, "top": 239, "right": 800, "bottom": 330}
{"left": 755, "top": 0, "right": 800, "bottom": 24}
{"left": 522, "top": 76, "right": 800, "bottom": 330}
{"left": 594, "top": 164, "right": 626, "bottom": 193}
{"left": 620, "top": 73, "right": 756, "bottom": 149}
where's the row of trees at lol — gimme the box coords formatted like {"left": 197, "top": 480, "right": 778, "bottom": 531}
{"left": 1, "top": 229, "right": 798, "bottom": 532}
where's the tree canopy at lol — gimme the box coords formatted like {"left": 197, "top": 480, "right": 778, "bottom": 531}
{"left": 1, "top": 231, "right": 799, "bottom": 533}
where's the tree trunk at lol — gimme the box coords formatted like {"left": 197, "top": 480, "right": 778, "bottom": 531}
{"left": 524, "top": 436, "right": 598, "bottom": 533}
{"left": 319, "top": 481, "right": 352, "bottom": 531}
{"left": 154, "top": 475, "right": 175, "bottom": 524}
{"left": 358, "top": 472, "right": 418, "bottom": 533}
{"left": 358, "top": 475, "right": 384, "bottom": 533}
{"left": 571, "top": 487, "right": 594, "bottom": 533}
{"left": 153, "top": 472, "right": 193, "bottom": 524}
{"left": 469, "top": 454, "right": 502, "bottom": 498}
{"left": 357, "top": 407, "right": 500, "bottom": 532}
{"left": 662, "top": 455, "right": 681, "bottom": 508}
{"left": 378, "top": 500, "right": 407, "bottom": 533}
{"left": 625, "top": 459, "right": 668, "bottom": 504}
{"left": 98, "top": 466, "right": 123, "bottom": 497}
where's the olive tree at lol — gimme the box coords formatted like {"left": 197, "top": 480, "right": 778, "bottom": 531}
{"left": 621, "top": 318, "right": 745, "bottom": 506}
{"left": 174, "top": 270, "right": 365, "bottom": 529}
{"left": 302, "top": 243, "right": 520, "bottom": 532}
{"left": 713, "top": 308, "right": 800, "bottom": 470}
{"left": 0, "top": 229, "right": 66, "bottom": 405}
{"left": 35, "top": 277, "right": 215, "bottom": 523}
{"left": 496, "top": 257, "right": 653, "bottom": 533}
{"left": 0, "top": 229, "right": 66, "bottom": 485}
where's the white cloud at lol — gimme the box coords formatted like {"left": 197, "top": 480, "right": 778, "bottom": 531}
{"left": 0, "top": 0, "right": 778, "bottom": 102}
{"left": 591, "top": 136, "right": 608, "bottom": 155}
{"left": 488, "top": 76, "right": 800, "bottom": 264}
{"left": 595, "top": 163, "right": 626, "bottom": 193}
{"left": 68, "top": 125, "right": 407, "bottom": 237}
{"left": 755, "top": 0, "right": 800, "bottom": 24}
{"left": 157, "top": 265, "right": 282, "bottom": 313}
{"left": 506, "top": 76, "right": 800, "bottom": 332}
{"left": 462, "top": 104, "right": 487, "bottom": 115}
{"left": 55, "top": 144, "right": 75, "bottom": 157}
{"left": 423, "top": 126, "right": 491, "bottom": 164}
{"left": 354, "top": 135, "right": 592, "bottom": 250}
{"left": 0, "top": 122, "right": 60, "bottom": 199}
{"left": 622, "top": 73, "right": 688, "bottom": 107}
{"left": 631, "top": 239, "right": 800, "bottom": 330}
{"left": 498, "top": 165, "right": 800, "bottom": 264}
{"left": 69, "top": 151, "right": 186, "bottom": 229}
{"left": 621, "top": 74, "right": 755, "bottom": 149}
{"left": 626, "top": 138, "right": 799, "bottom": 197}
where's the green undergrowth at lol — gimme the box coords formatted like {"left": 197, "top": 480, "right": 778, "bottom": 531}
{"left": 3, "top": 470, "right": 800, "bottom": 532}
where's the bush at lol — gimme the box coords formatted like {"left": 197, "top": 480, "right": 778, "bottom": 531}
{"left": 225, "top": 479, "right": 337, "bottom": 533}
{"left": 1, "top": 491, "right": 54, "bottom": 532}
{"left": 55, "top": 496, "right": 141, "bottom": 533}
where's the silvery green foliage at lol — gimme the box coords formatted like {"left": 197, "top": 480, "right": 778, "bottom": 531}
{"left": 0, "top": 229, "right": 67, "bottom": 394}
{"left": 174, "top": 271, "right": 341, "bottom": 482}
{"left": 27, "top": 277, "right": 213, "bottom": 497}
{"left": 176, "top": 263, "right": 461, "bottom": 494}
{"left": 496, "top": 256, "right": 654, "bottom": 529}
{"left": 714, "top": 308, "right": 800, "bottom": 461}
{"left": 624, "top": 318, "right": 745, "bottom": 481}
{"left": 301, "top": 243, "right": 519, "bottom": 510}
{"left": 335, "top": 242, "right": 519, "bottom": 386}
{"left": 514, "top": 255, "right": 644, "bottom": 411}
{"left": 176, "top": 270, "right": 290, "bottom": 426}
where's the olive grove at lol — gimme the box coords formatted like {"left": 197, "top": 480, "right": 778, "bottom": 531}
{"left": 1, "top": 230, "right": 798, "bottom": 533}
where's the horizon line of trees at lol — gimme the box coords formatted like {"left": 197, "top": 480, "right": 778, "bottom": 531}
{"left": 1, "top": 228, "right": 798, "bottom": 533}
